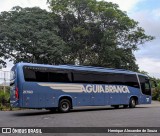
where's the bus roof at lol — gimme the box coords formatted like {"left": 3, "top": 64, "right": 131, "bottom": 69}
{"left": 15, "top": 62, "right": 147, "bottom": 77}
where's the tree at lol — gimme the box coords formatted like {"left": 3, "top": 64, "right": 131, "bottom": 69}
{"left": 151, "top": 78, "right": 160, "bottom": 101}
{"left": 0, "top": 6, "right": 66, "bottom": 66}
{"left": 48, "top": 0, "right": 154, "bottom": 71}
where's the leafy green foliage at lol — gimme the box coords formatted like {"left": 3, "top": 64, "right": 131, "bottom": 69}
{"left": 48, "top": 0, "right": 154, "bottom": 71}
{"left": 0, "top": 6, "right": 66, "bottom": 66}
{"left": 139, "top": 70, "right": 149, "bottom": 75}
{"left": 0, "top": 0, "right": 154, "bottom": 71}
{"left": 152, "top": 79, "right": 160, "bottom": 101}
{"left": 0, "top": 90, "right": 10, "bottom": 110}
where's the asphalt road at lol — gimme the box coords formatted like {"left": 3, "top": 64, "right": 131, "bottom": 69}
{"left": 0, "top": 101, "right": 160, "bottom": 136}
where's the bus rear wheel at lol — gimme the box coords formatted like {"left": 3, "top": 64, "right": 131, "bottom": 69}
{"left": 58, "top": 99, "right": 71, "bottom": 113}
{"left": 129, "top": 97, "right": 136, "bottom": 108}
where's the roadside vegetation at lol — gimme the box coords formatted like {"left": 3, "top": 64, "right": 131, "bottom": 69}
{"left": 0, "top": 0, "right": 154, "bottom": 71}
{"left": 152, "top": 79, "right": 160, "bottom": 101}
{"left": 0, "top": 87, "right": 12, "bottom": 110}
{"left": 0, "top": 89, "right": 22, "bottom": 111}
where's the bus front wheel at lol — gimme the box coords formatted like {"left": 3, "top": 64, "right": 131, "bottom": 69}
{"left": 129, "top": 97, "right": 136, "bottom": 108}
{"left": 58, "top": 99, "right": 71, "bottom": 113}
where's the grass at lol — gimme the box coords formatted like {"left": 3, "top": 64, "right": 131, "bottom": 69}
{"left": 0, "top": 90, "right": 12, "bottom": 111}
{"left": 0, "top": 88, "right": 22, "bottom": 111}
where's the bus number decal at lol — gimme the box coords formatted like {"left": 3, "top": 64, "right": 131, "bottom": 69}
{"left": 23, "top": 90, "right": 33, "bottom": 94}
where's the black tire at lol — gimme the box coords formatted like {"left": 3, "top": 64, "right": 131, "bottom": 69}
{"left": 129, "top": 97, "right": 136, "bottom": 108}
{"left": 111, "top": 105, "right": 119, "bottom": 109}
{"left": 58, "top": 99, "right": 71, "bottom": 113}
{"left": 123, "top": 105, "right": 128, "bottom": 108}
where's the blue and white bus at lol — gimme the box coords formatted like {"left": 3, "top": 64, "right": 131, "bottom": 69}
{"left": 10, "top": 63, "right": 152, "bottom": 112}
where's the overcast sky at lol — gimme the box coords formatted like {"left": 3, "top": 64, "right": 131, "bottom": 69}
{"left": 0, "top": 0, "right": 160, "bottom": 78}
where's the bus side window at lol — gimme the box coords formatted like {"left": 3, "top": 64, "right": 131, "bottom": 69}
{"left": 72, "top": 72, "right": 139, "bottom": 88}
{"left": 72, "top": 72, "right": 111, "bottom": 84}
{"left": 23, "top": 66, "right": 72, "bottom": 83}
{"left": 106, "top": 74, "right": 124, "bottom": 85}
{"left": 48, "top": 71, "right": 72, "bottom": 83}
{"left": 123, "top": 74, "right": 139, "bottom": 88}
{"left": 23, "top": 67, "right": 36, "bottom": 81}
{"left": 36, "top": 70, "right": 49, "bottom": 82}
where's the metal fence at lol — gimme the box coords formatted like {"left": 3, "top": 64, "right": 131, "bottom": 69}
{"left": 0, "top": 70, "right": 10, "bottom": 92}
